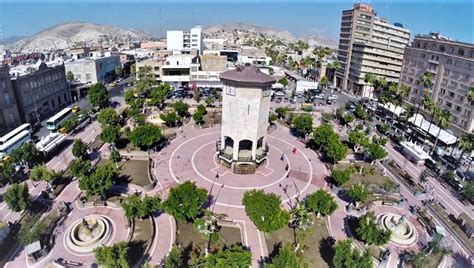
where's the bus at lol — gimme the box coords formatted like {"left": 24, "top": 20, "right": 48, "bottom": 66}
{"left": 47, "top": 108, "right": 73, "bottom": 131}
{"left": 0, "top": 130, "right": 32, "bottom": 159}
{"left": 0, "top": 123, "right": 32, "bottom": 146}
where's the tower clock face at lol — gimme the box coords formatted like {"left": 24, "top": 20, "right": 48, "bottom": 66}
{"left": 226, "top": 85, "right": 236, "bottom": 96}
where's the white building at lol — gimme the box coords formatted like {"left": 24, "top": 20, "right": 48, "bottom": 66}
{"left": 218, "top": 65, "right": 276, "bottom": 174}
{"left": 166, "top": 25, "right": 204, "bottom": 55}
{"left": 161, "top": 54, "right": 198, "bottom": 87}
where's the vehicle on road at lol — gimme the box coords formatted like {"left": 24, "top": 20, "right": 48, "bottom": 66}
{"left": 46, "top": 108, "right": 73, "bottom": 131}
{"left": 0, "top": 123, "right": 32, "bottom": 158}
{"left": 424, "top": 158, "right": 441, "bottom": 175}
{"left": 326, "top": 99, "right": 334, "bottom": 105}
{"left": 72, "top": 106, "right": 80, "bottom": 113}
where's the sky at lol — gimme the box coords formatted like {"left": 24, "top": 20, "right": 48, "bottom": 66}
{"left": 0, "top": 0, "right": 472, "bottom": 43}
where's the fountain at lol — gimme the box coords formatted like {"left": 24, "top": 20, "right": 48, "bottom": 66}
{"left": 378, "top": 212, "right": 417, "bottom": 246}
{"left": 65, "top": 215, "right": 113, "bottom": 253}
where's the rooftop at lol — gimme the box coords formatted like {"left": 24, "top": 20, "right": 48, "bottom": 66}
{"left": 220, "top": 64, "right": 276, "bottom": 85}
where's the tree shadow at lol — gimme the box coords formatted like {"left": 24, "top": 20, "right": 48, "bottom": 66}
{"left": 127, "top": 240, "right": 147, "bottom": 267}
{"left": 319, "top": 236, "right": 336, "bottom": 266}
{"left": 451, "top": 251, "right": 469, "bottom": 268}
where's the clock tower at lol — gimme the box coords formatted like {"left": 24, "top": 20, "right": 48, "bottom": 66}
{"left": 218, "top": 64, "right": 276, "bottom": 174}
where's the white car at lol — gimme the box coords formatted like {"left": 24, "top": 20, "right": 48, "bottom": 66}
{"left": 274, "top": 91, "right": 286, "bottom": 97}
{"left": 330, "top": 94, "right": 338, "bottom": 100}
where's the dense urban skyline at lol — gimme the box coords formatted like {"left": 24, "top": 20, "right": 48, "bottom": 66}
{"left": 0, "top": 0, "right": 472, "bottom": 43}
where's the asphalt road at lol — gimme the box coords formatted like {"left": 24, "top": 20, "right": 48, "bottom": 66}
{"left": 34, "top": 76, "right": 133, "bottom": 138}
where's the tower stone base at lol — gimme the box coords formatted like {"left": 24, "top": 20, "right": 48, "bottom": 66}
{"left": 219, "top": 159, "right": 267, "bottom": 174}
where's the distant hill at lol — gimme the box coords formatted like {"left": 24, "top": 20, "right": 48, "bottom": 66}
{"left": 204, "top": 22, "right": 296, "bottom": 41}
{"left": 7, "top": 22, "right": 154, "bottom": 53}
{"left": 300, "top": 34, "right": 337, "bottom": 48}
{"left": 0, "top": 36, "right": 26, "bottom": 45}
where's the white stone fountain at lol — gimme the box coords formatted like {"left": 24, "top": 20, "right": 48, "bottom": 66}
{"left": 378, "top": 212, "right": 417, "bottom": 246}
{"left": 65, "top": 215, "right": 113, "bottom": 253}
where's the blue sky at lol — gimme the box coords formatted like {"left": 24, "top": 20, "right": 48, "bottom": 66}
{"left": 0, "top": 0, "right": 472, "bottom": 43}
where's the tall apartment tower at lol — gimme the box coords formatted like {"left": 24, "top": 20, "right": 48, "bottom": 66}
{"left": 400, "top": 33, "right": 474, "bottom": 134}
{"left": 166, "top": 25, "right": 203, "bottom": 55}
{"left": 336, "top": 3, "right": 410, "bottom": 98}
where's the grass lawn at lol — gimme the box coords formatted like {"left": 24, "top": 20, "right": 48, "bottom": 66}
{"left": 176, "top": 221, "right": 242, "bottom": 248}
{"left": 128, "top": 217, "right": 153, "bottom": 265}
{"left": 98, "top": 159, "right": 151, "bottom": 187}
{"left": 265, "top": 216, "right": 332, "bottom": 267}
{"left": 334, "top": 162, "right": 392, "bottom": 188}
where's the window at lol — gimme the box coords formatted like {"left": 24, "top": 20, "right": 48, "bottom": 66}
{"left": 447, "top": 58, "right": 452, "bottom": 64}
{"left": 456, "top": 106, "right": 462, "bottom": 112}
{"left": 3, "top": 94, "right": 11, "bottom": 105}
{"left": 449, "top": 47, "right": 454, "bottom": 53}
{"left": 445, "top": 101, "right": 452, "bottom": 108}
{"left": 420, "top": 53, "right": 425, "bottom": 59}
{"left": 449, "top": 92, "right": 455, "bottom": 97}
{"left": 416, "top": 42, "right": 420, "bottom": 48}
{"left": 440, "top": 45, "right": 445, "bottom": 52}
{"left": 458, "top": 48, "right": 465, "bottom": 56}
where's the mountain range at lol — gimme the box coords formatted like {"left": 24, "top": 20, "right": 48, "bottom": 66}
{"left": 4, "top": 21, "right": 336, "bottom": 53}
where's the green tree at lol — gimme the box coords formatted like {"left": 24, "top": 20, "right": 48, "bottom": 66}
{"left": 366, "top": 143, "right": 387, "bottom": 164}
{"left": 98, "top": 107, "right": 120, "bottom": 126}
{"left": 88, "top": 83, "right": 110, "bottom": 109}
{"left": 409, "top": 251, "right": 429, "bottom": 268}
{"left": 275, "top": 107, "right": 288, "bottom": 119}
{"left": 457, "top": 133, "right": 474, "bottom": 164}
{"left": 18, "top": 216, "right": 44, "bottom": 245}
{"left": 313, "top": 124, "right": 339, "bottom": 150}
{"left": 193, "top": 111, "right": 204, "bottom": 124}
{"left": 79, "top": 164, "right": 117, "bottom": 197}
{"left": 149, "top": 84, "right": 172, "bottom": 107}
{"left": 278, "top": 77, "right": 289, "bottom": 88}
{"left": 431, "top": 109, "right": 452, "bottom": 154}
{"left": 467, "top": 86, "right": 474, "bottom": 104}
{"left": 122, "top": 194, "right": 161, "bottom": 220}
{"left": 4, "top": 183, "right": 30, "bottom": 212}
{"left": 0, "top": 159, "right": 15, "bottom": 185}
{"left": 207, "top": 244, "right": 252, "bottom": 267}
{"left": 333, "top": 239, "right": 373, "bottom": 268}
{"left": 69, "top": 159, "right": 92, "bottom": 178}
{"left": 265, "top": 244, "right": 303, "bottom": 268}
{"left": 269, "top": 113, "right": 278, "bottom": 124}
{"left": 331, "top": 169, "right": 351, "bottom": 186}
{"left": 100, "top": 125, "right": 121, "bottom": 145}
{"left": 94, "top": 241, "right": 129, "bottom": 268}
{"left": 320, "top": 76, "right": 329, "bottom": 88}
{"left": 356, "top": 211, "right": 391, "bottom": 245}
{"left": 135, "top": 65, "right": 155, "bottom": 96}
{"left": 164, "top": 181, "right": 208, "bottom": 222}
{"left": 461, "top": 182, "right": 474, "bottom": 202}
{"left": 348, "top": 130, "right": 369, "bottom": 153}
{"left": 242, "top": 189, "right": 290, "bottom": 233}
{"left": 10, "top": 142, "right": 38, "bottom": 166}
{"left": 327, "top": 61, "right": 341, "bottom": 88}
{"left": 72, "top": 140, "right": 88, "bottom": 159}
{"left": 110, "top": 148, "right": 122, "bottom": 167}
{"left": 164, "top": 246, "right": 182, "bottom": 268}
{"left": 30, "top": 164, "right": 57, "bottom": 182}
{"left": 197, "top": 104, "right": 207, "bottom": 115}
{"left": 173, "top": 101, "right": 190, "bottom": 117}
{"left": 160, "top": 111, "right": 180, "bottom": 127}
{"left": 307, "top": 189, "right": 338, "bottom": 217}
{"left": 115, "top": 65, "right": 122, "bottom": 77}
{"left": 131, "top": 63, "right": 136, "bottom": 75}
{"left": 129, "top": 124, "right": 162, "bottom": 149}
{"left": 66, "top": 70, "right": 75, "bottom": 82}
{"left": 292, "top": 114, "right": 313, "bottom": 137}
{"left": 348, "top": 183, "right": 370, "bottom": 203}
{"left": 326, "top": 139, "right": 348, "bottom": 163}
{"left": 342, "top": 113, "right": 355, "bottom": 125}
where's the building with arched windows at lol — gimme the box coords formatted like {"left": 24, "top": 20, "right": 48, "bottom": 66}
{"left": 218, "top": 64, "right": 275, "bottom": 174}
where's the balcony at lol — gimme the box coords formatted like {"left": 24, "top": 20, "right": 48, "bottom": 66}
{"left": 427, "top": 68, "right": 437, "bottom": 75}
{"left": 428, "top": 59, "right": 439, "bottom": 65}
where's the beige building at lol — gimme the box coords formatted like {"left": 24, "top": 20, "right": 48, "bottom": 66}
{"left": 0, "top": 66, "right": 21, "bottom": 134}
{"left": 400, "top": 33, "right": 474, "bottom": 133}
{"left": 64, "top": 55, "right": 120, "bottom": 84}
{"left": 136, "top": 58, "right": 165, "bottom": 82}
{"left": 336, "top": 3, "right": 410, "bottom": 97}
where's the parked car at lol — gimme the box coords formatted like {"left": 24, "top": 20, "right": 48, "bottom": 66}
{"left": 424, "top": 159, "right": 441, "bottom": 175}
{"left": 326, "top": 99, "right": 334, "bottom": 105}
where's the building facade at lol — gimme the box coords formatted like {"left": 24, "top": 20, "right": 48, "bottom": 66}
{"left": 336, "top": 3, "right": 410, "bottom": 98}
{"left": 166, "top": 25, "right": 204, "bottom": 55}
{"left": 11, "top": 63, "right": 70, "bottom": 123}
{"left": 218, "top": 65, "right": 275, "bottom": 174}
{"left": 136, "top": 58, "right": 164, "bottom": 82}
{"left": 400, "top": 33, "right": 474, "bottom": 133}
{"left": 0, "top": 66, "right": 22, "bottom": 134}
{"left": 64, "top": 55, "right": 120, "bottom": 84}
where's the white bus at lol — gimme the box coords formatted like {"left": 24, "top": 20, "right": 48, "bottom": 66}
{"left": 0, "top": 130, "right": 32, "bottom": 158}
{"left": 47, "top": 108, "right": 73, "bottom": 131}
{"left": 0, "top": 123, "right": 32, "bottom": 146}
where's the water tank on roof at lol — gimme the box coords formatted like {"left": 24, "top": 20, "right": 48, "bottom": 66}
{"left": 394, "top": 22, "right": 403, "bottom": 28}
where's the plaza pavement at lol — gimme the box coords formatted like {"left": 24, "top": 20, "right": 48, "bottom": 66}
{"left": 152, "top": 122, "right": 328, "bottom": 266}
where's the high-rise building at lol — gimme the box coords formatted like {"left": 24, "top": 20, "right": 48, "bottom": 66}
{"left": 400, "top": 33, "right": 474, "bottom": 134}
{"left": 166, "top": 25, "right": 203, "bottom": 55}
{"left": 0, "top": 66, "right": 21, "bottom": 134}
{"left": 336, "top": 3, "right": 410, "bottom": 98}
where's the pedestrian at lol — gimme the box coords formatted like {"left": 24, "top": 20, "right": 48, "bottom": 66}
{"left": 216, "top": 172, "right": 219, "bottom": 179}
{"left": 292, "top": 147, "right": 297, "bottom": 154}
{"left": 280, "top": 153, "right": 285, "bottom": 161}
{"left": 285, "top": 164, "right": 289, "bottom": 171}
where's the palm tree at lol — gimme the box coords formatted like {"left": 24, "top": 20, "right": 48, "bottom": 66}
{"left": 328, "top": 61, "right": 342, "bottom": 90}
{"left": 401, "top": 104, "right": 415, "bottom": 139}
{"left": 413, "top": 72, "right": 434, "bottom": 134}
{"left": 457, "top": 133, "right": 474, "bottom": 164}
{"left": 431, "top": 109, "right": 452, "bottom": 155}
{"left": 364, "top": 73, "right": 377, "bottom": 98}
{"left": 467, "top": 86, "right": 474, "bottom": 105}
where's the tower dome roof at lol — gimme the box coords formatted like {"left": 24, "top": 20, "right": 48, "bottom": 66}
{"left": 220, "top": 64, "right": 276, "bottom": 86}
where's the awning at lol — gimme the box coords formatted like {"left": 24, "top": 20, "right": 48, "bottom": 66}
{"left": 409, "top": 114, "right": 458, "bottom": 145}
{"left": 380, "top": 103, "right": 405, "bottom": 116}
